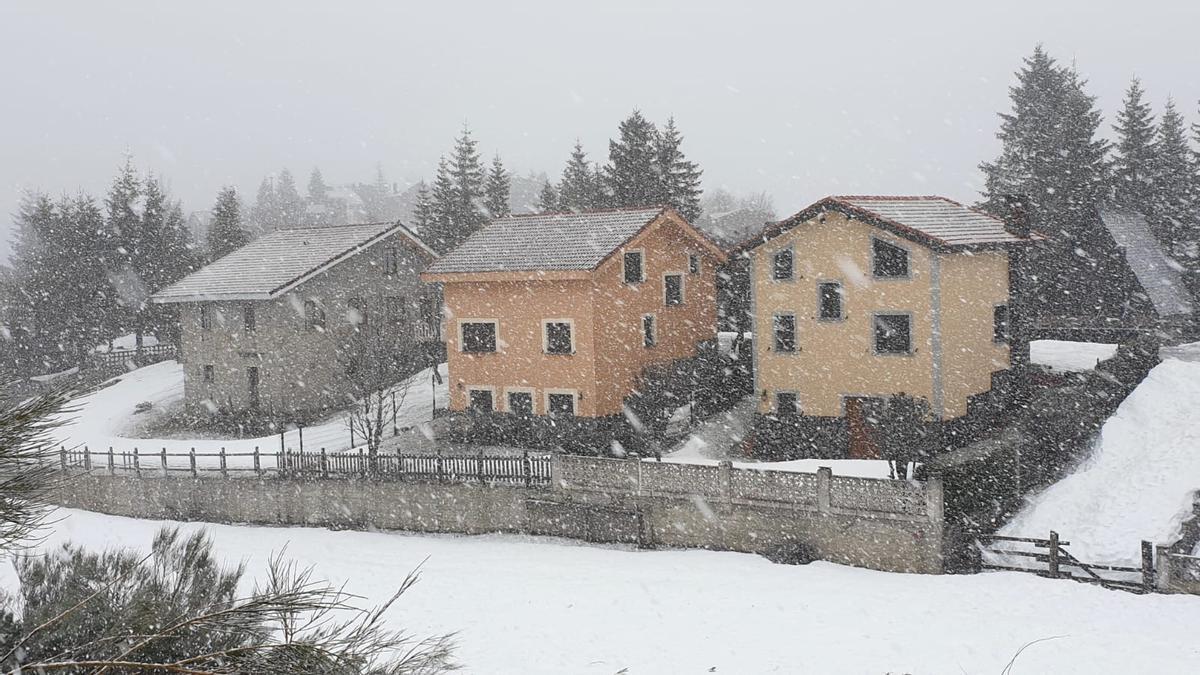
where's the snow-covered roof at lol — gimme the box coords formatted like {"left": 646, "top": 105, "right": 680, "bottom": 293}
{"left": 740, "top": 195, "right": 1042, "bottom": 252}
{"left": 151, "top": 221, "right": 435, "bottom": 303}
{"left": 1098, "top": 210, "right": 1194, "bottom": 317}
{"left": 425, "top": 206, "right": 679, "bottom": 274}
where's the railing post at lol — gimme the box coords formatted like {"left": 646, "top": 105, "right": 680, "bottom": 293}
{"left": 83, "top": 446, "right": 91, "bottom": 471}
{"left": 1155, "top": 544, "right": 1172, "bottom": 592}
{"left": 1047, "top": 531, "right": 1060, "bottom": 579}
{"left": 1142, "top": 540, "right": 1155, "bottom": 593}
{"left": 320, "top": 448, "right": 328, "bottom": 478}
{"left": 219, "top": 447, "right": 227, "bottom": 478}
{"left": 108, "top": 446, "right": 114, "bottom": 475}
{"left": 925, "top": 477, "right": 945, "bottom": 524}
{"left": 718, "top": 460, "right": 733, "bottom": 507}
{"left": 133, "top": 447, "right": 141, "bottom": 478}
{"left": 254, "top": 447, "right": 261, "bottom": 477}
{"left": 477, "top": 449, "right": 485, "bottom": 483}
{"left": 161, "top": 447, "right": 167, "bottom": 476}
{"left": 817, "top": 467, "right": 832, "bottom": 513}
{"left": 359, "top": 448, "right": 366, "bottom": 479}
{"left": 190, "top": 448, "right": 197, "bottom": 478}
{"left": 523, "top": 450, "right": 531, "bottom": 487}
{"left": 59, "top": 446, "right": 67, "bottom": 472}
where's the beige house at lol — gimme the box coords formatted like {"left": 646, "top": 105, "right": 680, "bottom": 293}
{"left": 422, "top": 207, "right": 727, "bottom": 419}
{"left": 740, "top": 196, "right": 1040, "bottom": 451}
{"left": 151, "top": 221, "right": 440, "bottom": 418}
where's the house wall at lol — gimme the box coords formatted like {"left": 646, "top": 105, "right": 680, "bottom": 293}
{"left": 938, "top": 250, "right": 1010, "bottom": 417}
{"left": 179, "top": 234, "right": 437, "bottom": 418}
{"left": 441, "top": 212, "right": 722, "bottom": 418}
{"left": 752, "top": 212, "right": 936, "bottom": 417}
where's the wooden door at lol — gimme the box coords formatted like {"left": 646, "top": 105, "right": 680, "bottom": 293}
{"left": 845, "top": 397, "right": 880, "bottom": 459}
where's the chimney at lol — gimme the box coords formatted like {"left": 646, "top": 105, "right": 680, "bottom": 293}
{"left": 1000, "top": 194, "right": 1032, "bottom": 238}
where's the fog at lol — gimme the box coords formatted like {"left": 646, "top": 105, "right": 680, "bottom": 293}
{"left": 3, "top": 0, "right": 1199, "bottom": 259}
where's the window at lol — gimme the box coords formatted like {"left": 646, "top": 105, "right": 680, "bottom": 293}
{"left": 664, "top": 274, "right": 684, "bottom": 306}
{"left": 642, "top": 314, "right": 656, "bottom": 348}
{"left": 383, "top": 247, "right": 400, "bottom": 275}
{"left": 994, "top": 305, "right": 1010, "bottom": 344}
{"left": 772, "top": 247, "right": 794, "bottom": 281}
{"left": 544, "top": 320, "right": 573, "bottom": 355}
{"left": 547, "top": 392, "right": 576, "bottom": 416}
{"left": 202, "top": 365, "right": 215, "bottom": 383}
{"left": 874, "top": 313, "right": 912, "bottom": 355}
{"left": 420, "top": 296, "right": 440, "bottom": 334}
{"left": 386, "top": 296, "right": 408, "bottom": 326}
{"left": 623, "top": 250, "right": 644, "bottom": 283}
{"left": 304, "top": 300, "right": 325, "bottom": 331}
{"left": 348, "top": 298, "right": 368, "bottom": 327}
{"left": 507, "top": 391, "right": 534, "bottom": 416}
{"left": 243, "top": 305, "right": 256, "bottom": 332}
{"left": 773, "top": 313, "right": 796, "bottom": 353}
{"left": 776, "top": 392, "right": 799, "bottom": 417}
{"left": 689, "top": 253, "right": 700, "bottom": 275}
{"left": 818, "top": 281, "right": 844, "bottom": 321}
{"left": 199, "top": 305, "right": 211, "bottom": 331}
{"left": 468, "top": 388, "right": 494, "bottom": 412}
{"left": 872, "top": 239, "right": 910, "bottom": 279}
{"left": 461, "top": 321, "right": 497, "bottom": 353}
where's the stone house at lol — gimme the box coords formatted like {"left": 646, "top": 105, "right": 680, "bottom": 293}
{"left": 737, "top": 196, "right": 1040, "bottom": 456}
{"left": 151, "top": 221, "right": 440, "bottom": 418}
{"left": 421, "top": 206, "right": 727, "bottom": 420}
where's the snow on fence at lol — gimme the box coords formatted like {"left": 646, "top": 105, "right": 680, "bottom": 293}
{"left": 85, "top": 344, "right": 177, "bottom": 371}
{"left": 59, "top": 445, "right": 552, "bottom": 487}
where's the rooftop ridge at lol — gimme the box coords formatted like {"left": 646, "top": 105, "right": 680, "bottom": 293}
{"left": 497, "top": 205, "right": 667, "bottom": 220}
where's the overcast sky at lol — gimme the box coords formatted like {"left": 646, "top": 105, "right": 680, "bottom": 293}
{"left": 3, "top": 0, "right": 1200, "bottom": 260}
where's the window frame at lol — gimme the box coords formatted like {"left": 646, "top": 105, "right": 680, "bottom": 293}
{"left": 243, "top": 304, "right": 257, "bottom": 333}
{"left": 771, "top": 245, "right": 795, "bottom": 282}
{"left": 622, "top": 249, "right": 645, "bottom": 284}
{"left": 688, "top": 253, "right": 700, "bottom": 275}
{"left": 773, "top": 312, "right": 797, "bottom": 353}
{"left": 505, "top": 387, "right": 536, "bottom": 416}
{"left": 466, "top": 386, "right": 496, "bottom": 413}
{"left": 542, "top": 318, "right": 575, "bottom": 355}
{"left": 871, "top": 237, "right": 912, "bottom": 280}
{"left": 872, "top": 311, "right": 914, "bottom": 356}
{"left": 817, "top": 280, "right": 845, "bottom": 322}
{"left": 383, "top": 246, "right": 400, "bottom": 276}
{"left": 458, "top": 319, "right": 499, "bottom": 354}
{"left": 663, "top": 272, "right": 685, "bottom": 307}
{"left": 642, "top": 313, "right": 656, "bottom": 348}
{"left": 544, "top": 389, "right": 578, "bottom": 417}
{"left": 775, "top": 391, "right": 800, "bottom": 417}
{"left": 199, "top": 305, "right": 212, "bottom": 332}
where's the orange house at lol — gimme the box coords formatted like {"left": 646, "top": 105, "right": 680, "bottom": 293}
{"left": 421, "top": 207, "right": 728, "bottom": 418}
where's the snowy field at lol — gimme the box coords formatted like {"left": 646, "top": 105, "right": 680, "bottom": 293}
{"left": 1029, "top": 339, "right": 1118, "bottom": 372}
{"left": 1002, "top": 355, "right": 1200, "bottom": 565}
{"left": 7, "top": 508, "right": 1196, "bottom": 674}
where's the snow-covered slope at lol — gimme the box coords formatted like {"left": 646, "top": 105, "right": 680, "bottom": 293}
{"left": 1030, "top": 339, "right": 1118, "bottom": 372}
{"left": 1001, "top": 358, "right": 1200, "bottom": 565}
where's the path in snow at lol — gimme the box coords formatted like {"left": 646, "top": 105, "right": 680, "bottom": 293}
{"left": 6, "top": 508, "right": 1196, "bottom": 674}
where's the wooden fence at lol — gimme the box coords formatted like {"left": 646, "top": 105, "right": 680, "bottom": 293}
{"left": 86, "top": 344, "right": 178, "bottom": 371}
{"left": 59, "top": 445, "right": 551, "bottom": 487}
{"left": 978, "top": 531, "right": 1155, "bottom": 594}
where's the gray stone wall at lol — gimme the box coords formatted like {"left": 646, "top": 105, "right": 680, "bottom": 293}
{"left": 50, "top": 455, "right": 944, "bottom": 574}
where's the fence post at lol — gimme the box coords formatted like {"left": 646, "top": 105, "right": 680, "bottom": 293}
{"left": 133, "top": 447, "right": 141, "bottom": 478}
{"left": 1142, "top": 540, "right": 1155, "bottom": 593}
{"left": 477, "top": 449, "right": 485, "bottom": 483}
{"left": 299, "top": 425, "right": 304, "bottom": 452}
{"left": 83, "top": 446, "right": 91, "bottom": 471}
{"left": 219, "top": 447, "right": 227, "bottom": 478}
{"left": 1047, "top": 531, "right": 1060, "bottom": 579}
{"left": 254, "top": 447, "right": 261, "bottom": 477}
{"left": 817, "top": 467, "right": 832, "bottom": 513}
{"left": 523, "top": 450, "right": 531, "bottom": 488}
{"left": 359, "top": 448, "right": 366, "bottom": 479}
{"left": 320, "top": 448, "right": 328, "bottom": 478}
{"left": 1155, "top": 544, "right": 1173, "bottom": 592}
{"left": 718, "top": 460, "right": 733, "bottom": 508}
{"left": 350, "top": 425, "right": 355, "bottom": 450}
{"left": 108, "top": 447, "right": 114, "bottom": 475}
{"left": 549, "top": 453, "right": 561, "bottom": 490}
{"left": 190, "top": 448, "right": 197, "bottom": 478}
{"left": 59, "top": 446, "right": 67, "bottom": 472}
{"left": 925, "top": 477, "right": 945, "bottom": 524}
{"left": 435, "top": 451, "right": 444, "bottom": 483}
{"left": 161, "top": 447, "right": 167, "bottom": 476}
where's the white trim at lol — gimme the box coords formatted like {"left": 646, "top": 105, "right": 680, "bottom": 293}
{"left": 503, "top": 387, "right": 537, "bottom": 415}
{"left": 543, "top": 388, "right": 579, "bottom": 416}
{"left": 662, "top": 271, "right": 685, "bottom": 306}
{"left": 465, "top": 385, "right": 497, "bottom": 412}
{"left": 621, "top": 248, "right": 646, "bottom": 284}
{"left": 457, "top": 319, "right": 499, "bottom": 353}
{"left": 541, "top": 318, "right": 576, "bottom": 355}
{"left": 641, "top": 313, "right": 657, "bottom": 348}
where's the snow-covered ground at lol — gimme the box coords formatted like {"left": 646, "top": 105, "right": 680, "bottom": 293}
{"left": 1030, "top": 339, "right": 1118, "bottom": 372}
{"left": 1002, "top": 356, "right": 1200, "bottom": 565}
{"left": 53, "top": 360, "right": 448, "bottom": 468}
{"left": 94, "top": 332, "right": 160, "bottom": 352}
{"left": 7, "top": 508, "right": 1196, "bottom": 674}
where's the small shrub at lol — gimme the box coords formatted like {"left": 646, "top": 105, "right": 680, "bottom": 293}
{"left": 762, "top": 541, "right": 819, "bottom": 565}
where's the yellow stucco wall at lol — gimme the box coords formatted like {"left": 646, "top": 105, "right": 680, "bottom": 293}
{"left": 751, "top": 211, "right": 1009, "bottom": 419}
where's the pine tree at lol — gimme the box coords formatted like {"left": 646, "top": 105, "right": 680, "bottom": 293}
{"left": 250, "top": 178, "right": 280, "bottom": 232}
{"left": 307, "top": 167, "right": 330, "bottom": 203}
{"left": 412, "top": 181, "right": 434, "bottom": 233}
{"left": 448, "top": 127, "right": 486, "bottom": 236}
{"left": 1112, "top": 78, "right": 1158, "bottom": 214}
{"left": 537, "top": 182, "right": 559, "bottom": 212}
{"left": 427, "top": 157, "right": 458, "bottom": 253}
{"left": 483, "top": 155, "right": 511, "bottom": 218}
{"left": 557, "top": 141, "right": 599, "bottom": 212}
{"left": 606, "top": 110, "right": 662, "bottom": 209}
{"left": 361, "top": 164, "right": 394, "bottom": 222}
{"left": 275, "top": 169, "right": 304, "bottom": 228}
{"left": 1154, "top": 98, "right": 1199, "bottom": 265}
{"left": 207, "top": 187, "right": 249, "bottom": 261}
{"left": 655, "top": 117, "right": 703, "bottom": 221}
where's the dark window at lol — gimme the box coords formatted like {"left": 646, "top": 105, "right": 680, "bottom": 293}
{"left": 548, "top": 393, "right": 575, "bottom": 416}
{"left": 202, "top": 365, "right": 215, "bottom": 383}
{"left": 348, "top": 298, "right": 368, "bottom": 327}
{"left": 383, "top": 247, "right": 400, "bottom": 275}
{"left": 994, "top": 305, "right": 1010, "bottom": 343}
{"left": 772, "top": 248, "right": 794, "bottom": 281}
{"left": 508, "top": 391, "right": 533, "bottom": 416}
{"left": 468, "top": 389, "right": 494, "bottom": 412}
{"left": 642, "top": 315, "right": 656, "bottom": 348}
{"left": 304, "top": 300, "right": 325, "bottom": 331}
{"left": 243, "top": 305, "right": 256, "bottom": 332}
{"left": 199, "top": 305, "right": 211, "bottom": 331}
{"left": 874, "top": 314, "right": 912, "bottom": 354}
{"left": 872, "top": 239, "right": 909, "bottom": 278}
{"left": 689, "top": 253, "right": 700, "bottom": 275}
{"left": 773, "top": 314, "right": 796, "bottom": 353}
{"left": 545, "top": 321, "right": 573, "bottom": 354}
{"left": 818, "top": 282, "right": 844, "bottom": 320}
{"left": 623, "top": 251, "right": 644, "bottom": 283}
{"left": 776, "top": 392, "right": 799, "bottom": 416}
{"left": 420, "top": 296, "right": 440, "bottom": 335}
{"left": 664, "top": 274, "right": 683, "bottom": 306}
{"left": 461, "top": 322, "right": 497, "bottom": 353}
{"left": 387, "top": 296, "right": 408, "bottom": 326}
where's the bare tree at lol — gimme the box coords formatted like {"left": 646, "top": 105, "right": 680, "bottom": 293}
{"left": 338, "top": 318, "right": 427, "bottom": 456}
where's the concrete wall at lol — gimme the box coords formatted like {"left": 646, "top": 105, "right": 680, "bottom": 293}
{"left": 50, "top": 455, "right": 944, "bottom": 574}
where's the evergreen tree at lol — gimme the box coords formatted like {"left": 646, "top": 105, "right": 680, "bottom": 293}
{"left": 426, "top": 128, "right": 488, "bottom": 252}
{"left": 207, "top": 187, "right": 249, "bottom": 261}
{"left": 1111, "top": 78, "right": 1158, "bottom": 214}
{"left": 275, "top": 168, "right": 304, "bottom": 228}
{"left": 606, "top": 110, "right": 662, "bottom": 209}
{"left": 483, "top": 155, "right": 511, "bottom": 218}
{"left": 426, "top": 157, "right": 458, "bottom": 253}
{"left": 307, "top": 167, "right": 330, "bottom": 203}
{"left": 104, "top": 158, "right": 144, "bottom": 329}
{"left": 655, "top": 117, "right": 703, "bottom": 221}
{"left": 412, "top": 181, "right": 434, "bottom": 233}
{"left": 1154, "top": 98, "right": 1199, "bottom": 265}
{"left": 557, "top": 141, "right": 600, "bottom": 212}
{"left": 537, "top": 181, "right": 559, "bottom": 212}
{"left": 250, "top": 177, "right": 280, "bottom": 232}
{"left": 361, "top": 164, "right": 394, "bottom": 222}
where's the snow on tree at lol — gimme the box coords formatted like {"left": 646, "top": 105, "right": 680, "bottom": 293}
{"left": 207, "top": 186, "right": 250, "bottom": 261}
{"left": 1111, "top": 78, "right": 1158, "bottom": 216}
{"left": 307, "top": 166, "right": 330, "bottom": 203}
{"left": 412, "top": 180, "right": 434, "bottom": 233}
{"left": 655, "top": 116, "right": 703, "bottom": 221}
{"left": 1153, "top": 98, "right": 1199, "bottom": 266}
{"left": 557, "top": 140, "right": 603, "bottom": 212}
{"left": 275, "top": 168, "right": 305, "bottom": 228}
{"left": 250, "top": 176, "right": 281, "bottom": 232}
{"left": 605, "top": 109, "right": 663, "bottom": 209}
{"left": 537, "top": 180, "right": 559, "bottom": 212}
{"left": 483, "top": 154, "right": 511, "bottom": 218}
